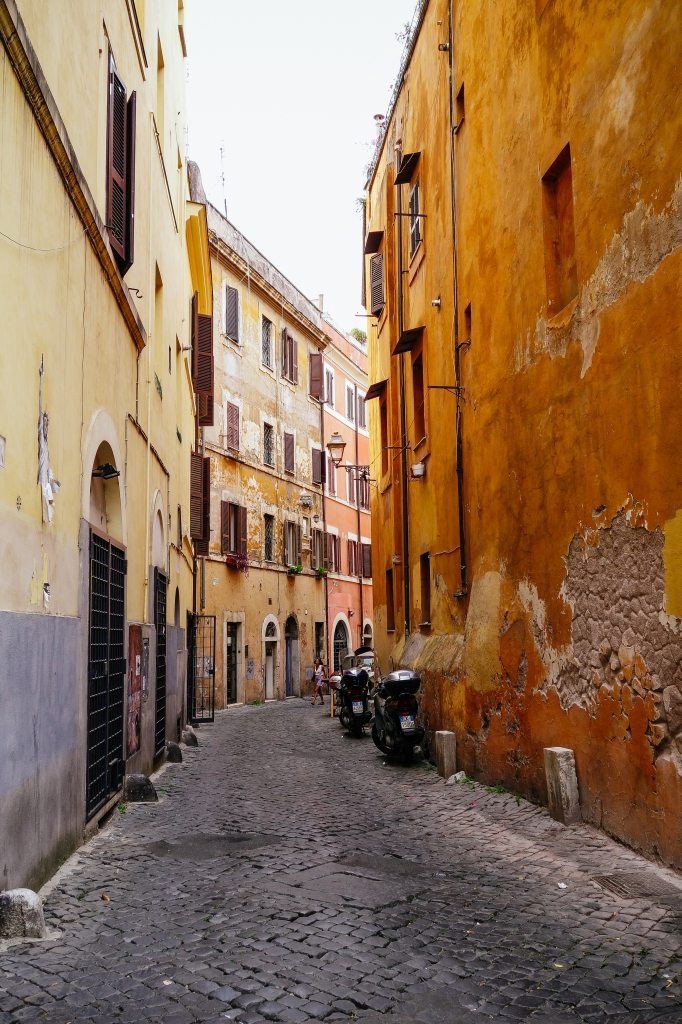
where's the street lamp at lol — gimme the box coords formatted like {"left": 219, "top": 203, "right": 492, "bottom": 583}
{"left": 326, "top": 431, "right": 346, "bottom": 467}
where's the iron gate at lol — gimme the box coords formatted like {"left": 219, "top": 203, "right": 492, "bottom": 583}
{"left": 188, "top": 613, "right": 216, "bottom": 722}
{"left": 87, "top": 532, "right": 126, "bottom": 819}
{"left": 154, "top": 568, "right": 167, "bottom": 756}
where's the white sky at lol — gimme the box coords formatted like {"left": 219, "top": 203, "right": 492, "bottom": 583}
{"left": 185, "top": 0, "right": 418, "bottom": 334}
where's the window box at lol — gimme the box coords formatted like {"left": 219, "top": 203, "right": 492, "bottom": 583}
{"left": 287, "top": 563, "right": 303, "bottom": 576}
{"left": 225, "top": 551, "right": 249, "bottom": 573}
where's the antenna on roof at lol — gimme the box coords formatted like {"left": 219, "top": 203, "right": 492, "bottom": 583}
{"left": 219, "top": 141, "right": 227, "bottom": 217}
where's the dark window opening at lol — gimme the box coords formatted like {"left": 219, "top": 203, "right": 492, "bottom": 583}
{"left": 542, "top": 144, "right": 578, "bottom": 315}
{"left": 412, "top": 353, "right": 425, "bottom": 443}
{"left": 386, "top": 568, "right": 395, "bottom": 631}
{"left": 420, "top": 553, "right": 431, "bottom": 625}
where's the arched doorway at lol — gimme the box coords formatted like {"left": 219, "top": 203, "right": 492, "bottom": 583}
{"left": 284, "top": 615, "right": 299, "bottom": 697}
{"left": 264, "top": 619, "right": 278, "bottom": 700}
{"left": 333, "top": 620, "right": 350, "bottom": 673}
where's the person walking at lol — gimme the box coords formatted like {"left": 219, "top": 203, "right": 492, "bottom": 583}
{"left": 311, "top": 658, "right": 326, "bottom": 706}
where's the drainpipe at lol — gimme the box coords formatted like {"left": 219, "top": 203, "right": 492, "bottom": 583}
{"left": 354, "top": 381, "right": 364, "bottom": 646}
{"left": 319, "top": 397, "right": 330, "bottom": 674}
{"left": 142, "top": 113, "right": 154, "bottom": 624}
{"left": 395, "top": 142, "right": 411, "bottom": 636}
{"left": 448, "top": 0, "right": 468, "bottom": 597}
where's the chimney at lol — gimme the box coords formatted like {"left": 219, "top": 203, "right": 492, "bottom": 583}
{"left": 318, "top": 294, "right": 324, "bottom": 313}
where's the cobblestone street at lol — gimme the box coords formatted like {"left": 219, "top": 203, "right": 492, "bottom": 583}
{"left": 1, "top": 701, "right": 681, "bottom": 1024}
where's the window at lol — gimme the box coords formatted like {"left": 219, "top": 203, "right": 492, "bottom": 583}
{"left": 264, "top": 514, "right": 275, "bottom": 561}
{"left": 283, "top": 431, "right": 295, "bottom": 474}
{"left": 542, "top": 144, "right": 577, "bottom": 315}
{"left": 369, "top": 253, "right": 384, "bottom": 316}
{"left": 409, "top": 181, "right": 422, "bottom": 258}
{"left": 225, "top": 285, "right": 239, "bottom": 342}
{"left": 262, "top": 316, "right": 273, "bottom": 367}
{"left": 190, "top": 292, "right": 214, "bottom": 426}
{"left": 302, "top": 516, "right": 310, "bottom": 541}
{"left": 348, "top": 539, "right": 360, "bottom": 577}
{"left": 221, "top": 501, "right": 247, "bottom": 556}
{"left": 357, "top": 394, "right": 366, "bottom": 430}
{"left": 326, "top": 533, "right": 341, "bottom": 573}
{"left": 177, "top": 504, "right": 182, "bottom": 548}
{"left": 281, "top": 329, "right": 298, "bottom": 383}
{"left": 380, "top": 392, "right": 389, "bottom": 477}
{"left": 420, "top": 553, "right": 431, "bottom": 624}
{"left": 412, "top": 353, "right": 425, "bottom": 443}
{"left": 263, "top": 423, "right": 274, "bottom": 467}
{"left": 284, "top": 521, "right": 301, "bottom": 567}
{"left": 225, "top": 401, "right": 240, "bottom": 451}
{"left": 315, "top": 622, "right": 325, "bottom": 660}
{"left": 325, "top": 367, "right": 335, "bottom": 407}
{"left": 386, "top": 568, "right": 395, "bottom": 631}
{"left": 361, "top": 543, "right": 372, "bottom": 579}
{"left": 309, "top": 351, "right": 323, "bottom": 399}
{"left": 327, "top": 456, "right": 336, "bottom": 496}
{"left": 346, "top": 466, "right": 356, "bottom": 505}
{"left": 190, "top": 451, "right": 210, "bottom": 556}
{"left": 358, "top": 473, "right": 370, "bottom": 510}
{"left": 106, "top": 51, "right": 136, "bottom": 275}
{"left": 346, "top": 385, "right": 355, "bottom": 422}
{"left": 454, "top": 84, "right": 465, "bottom": 134}
{"left": 311, "top": 447, "right": 325, "bottom": 486}
{"left": 312, "top": 529, "right": 325, "bottom": 570}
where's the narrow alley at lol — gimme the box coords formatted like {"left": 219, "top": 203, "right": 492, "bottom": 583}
{"left": 1, "top": 702, "right": 680, "bottom": 1024}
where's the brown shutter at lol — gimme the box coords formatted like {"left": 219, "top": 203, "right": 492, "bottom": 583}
{"left": 309, "top": 352, "right": 323, "bottom": 399}
{"left": 296, "top": 524, "right": 302, "bottom": 563}
{"left": 226, "top": 401, "right": 239, "bottom": 449}
{"left": 281, "top": 328, "right": 288, "bottom": 377}
{"left": 292, "top": 338, "right": 298, "bottom": 384}
{"left": 190, "top": 292, "right": 199, "bottom": 386}
{"left": 120, "top": 90, "right": 136, "bottom": 275}
{"left": 369, "top": 253, "right": 384, "bottom": 316}
{"left": 195, "top": 455, "right": 211, "bottom": 556}
{"left": 106, "top": 55, "right": 127, "bottom": 262}
{"left": 312, "top": 447, "right": 321, "bottom": 485}
{"left": 284, "top": 432, "right": 294, "bottom": 474}
{"left": 239, "top": 505, "right": 247, "bottom": 556}
{"left": 282, "top": 522, "right": 288, "bottom": 566}
{"left": 220, "top": 500, "right": 229, "bottom": 555}
{"left": 362, "top": 543, "right": 372, "bottom": 578}
{"left": 323, "top": 533, "right": 330, "bottom": 570}
{"left": 347, "top": 468, "right": 355, "bottom": 505}
{"left": 225, "top": 286, "right": 239, "bottom": 341}
{"left": 190, "top": 450, "right": 203, "bottom": 540}
{"left": 197, "top": 313, "right": 214, "bottom": 426}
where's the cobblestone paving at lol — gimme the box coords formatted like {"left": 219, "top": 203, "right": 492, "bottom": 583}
{"left": 1, "top": 700, "right": 682, "bottom": 1023}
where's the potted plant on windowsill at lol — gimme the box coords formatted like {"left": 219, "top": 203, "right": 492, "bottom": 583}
{"left": 287, "top": 563, "right": 303, "bottom": 576}
{"left": 315, "top": 567, "right": 328, "bottom": 579}
{"left": 226, "top": 551, "right": 249, "bottom": 574}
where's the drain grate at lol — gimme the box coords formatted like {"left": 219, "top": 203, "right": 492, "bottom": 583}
{"left": 592, "top": 873, "right": 682, "bottom": 911}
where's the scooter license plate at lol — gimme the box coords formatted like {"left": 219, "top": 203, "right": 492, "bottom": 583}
{"left": 352, "top": 701, "right": 364, "bottom": 715}
{"left": 400, "top": 714, "right": 416, "bottom": 732}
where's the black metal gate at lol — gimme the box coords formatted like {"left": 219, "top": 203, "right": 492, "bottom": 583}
{"left": 188, "top": 613, "right": 216, "bottom": 722}
{"left": 225, "top": 623, "right": 238, "bottom": 704}
{"left": 87, "top": 531, "right": 126, "bottom": 819}
{"left": 154, "top": 568, "right": 167, "bottom": 756}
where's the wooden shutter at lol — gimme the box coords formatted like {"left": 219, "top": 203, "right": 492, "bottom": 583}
{"left": 296, "top": 524, "right": 302, "bottom": 563}
{"left": 362, "top": 543, "right": 372, "bottom": 578}
{"left": 220, "top": 500, "right": 230, "bottom": 555}
{"left": 336, "top": 536, "right": 341, "bottom": 573}
{"left": 284, "top": 432, "right": 294, "bottom": 474}
{"left": 282, "top": 522, "right": 288, "bottom": 566}
{"left": 190, "top": 451, "right": 203, "bottom": 539}
{"left": 281, "top": 328, "right": 288, "bottom": 377}
{"left": 225, "top": 286, "right": 239, "bottom": 341}
{"left": 312, "top": 448, "right": 321, "bottom": 485}
{"left": 292, "top": 338, "right": 298, "bottom": 384}
{"left": 309, "top": 352, "right": 323, "bottom": 399}
{"left": 238, "top": 505, "right": 247, "bottom": 556}
{"left": 190, "top": 293, "right": 199, "bottom": 385}
{"left": 194, "top": 456, "right": 210, "bottom": 556}
{"left": 120, "top": 90, "right": 136, "bottom": 275}
{"left": 369, "top": 253, "right": 384, "bottom": 316}
{"left": 106, "top": 55, "right": 127, "bottom": 262}
{"left": 198, "top": 393, "right": 213, "bottom": 428}
{"left": 322, "top": 533, "right": 329, "bottom": 570}
{"left": 226, "top": 401, "right": 240, "bottom": 450}
{"left": 347, "top": 468, "right": 356, "bottom": 505}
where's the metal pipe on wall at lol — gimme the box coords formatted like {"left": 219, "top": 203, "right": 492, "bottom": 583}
{"left": 394, "top": 142, "right": 411, "bottom": 637}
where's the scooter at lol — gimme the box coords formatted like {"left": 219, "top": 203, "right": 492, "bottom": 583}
{"left": 338, "top": 667, "right": 372, "bottom": 737}
{"left": 371, "top": 670, "right": 424, "bottom": 764}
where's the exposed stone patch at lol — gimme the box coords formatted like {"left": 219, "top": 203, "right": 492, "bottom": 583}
{"left": 0, "top": 889, "right": 46, "bottom": 939}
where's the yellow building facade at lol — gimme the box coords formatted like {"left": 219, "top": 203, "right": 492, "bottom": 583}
{"left": 0, "top": 0, "right": 209, "bottom": 888}
{"left": 365, "top": 0, "right": 682, "bottom": 865}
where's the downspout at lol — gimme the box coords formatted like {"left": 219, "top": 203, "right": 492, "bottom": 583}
{"left": 320, "top": 396, "right": 331, "bottom": 689}
{"left": 142, "top": 112, "right": 154, "bottom": 623}
{"left": 354, "top": 381, "right": 364, "bottom": 646}
{"left": 448, "top": 0, "right": 468, "bottom": 596}
{"left": 395, "top": 142, "right": 411, "bottom": 636}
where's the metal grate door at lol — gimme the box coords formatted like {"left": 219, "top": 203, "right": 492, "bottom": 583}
{"left": 87, "top": 532, "right": 126, "bottom": 819}
{"left": 154, "top": 568, "right": 167, "bottom": 756}
{"left": 188, "top": 613, "right": 216, "bottom": 722}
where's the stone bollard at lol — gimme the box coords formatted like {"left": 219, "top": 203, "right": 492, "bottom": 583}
{"left": 0, "top": 889, "right": 46, "bottom": 939}
{"left": 434, "top": 731, "right": 457, "bottom": 780}
{"left": 123, "top": 773, "right": 158, "bottom": 802}
{"left": 166, "top": 741, "right": 183, "bottom": 763}
{"left": 181, "top": 725, "right": 198, "bottom": 747}
{"left": 544, "top": 746, "right": 581, "bottom": 825}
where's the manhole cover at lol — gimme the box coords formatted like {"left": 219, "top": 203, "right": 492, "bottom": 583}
{"left": 147, "top": 832, "right": 277, "bottom": 860}
{"left": 592, "top": 873, "right": 682, "bottom": 911}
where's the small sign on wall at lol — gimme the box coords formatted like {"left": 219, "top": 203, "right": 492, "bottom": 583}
{"left": 246, "top": 658, "right": 255, "bottom": 680}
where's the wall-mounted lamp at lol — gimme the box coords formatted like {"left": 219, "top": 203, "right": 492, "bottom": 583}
{"left": 92, "top": 463, "right": 120, "bottom": 480}
{"left": 327, "top": 431, "right": 346, "bottom": 467}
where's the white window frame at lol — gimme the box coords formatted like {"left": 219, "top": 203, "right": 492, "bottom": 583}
{"left": 325, "top": 366, "right": 335, "bottom": 408}
{"left": 346, "top": 385, "right": 355, "bottom": 423}
{"left": 409, "top": 180, "right": 422, "bottom": 258}
{"left": 261, "top": 315, "right": 273, "bottom": 369}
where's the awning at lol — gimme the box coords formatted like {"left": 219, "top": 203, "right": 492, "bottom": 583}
{"left": 364, "top": 378, "right": 388, "bottom": 401}
{"left": 392, "top": 326, "right": 424, "bottom": 356}
{"left": 395, "top": 151, "right": 421, "bottom": 185}
{"left": 363, "top": 230, "right": 384, "bottom": 255}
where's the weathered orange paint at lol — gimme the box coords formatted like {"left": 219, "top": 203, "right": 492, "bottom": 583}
{"left": 365, "top": 0, "right": 682, "bottom": 865}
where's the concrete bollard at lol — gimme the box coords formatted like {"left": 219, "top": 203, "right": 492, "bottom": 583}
{"left": 0, "top": 889, "right": 46, "bottom": 939}
{"left": 123, "top": 773, "right": 158, "bottom": 802}
{"left": 166, "top": 741, "right": 183, "bottom": 763}
{"left": 435, "top": 731, "right": 457, "bottom": 780}
{"left": 181, "top": 725, "right": 198, "bottom": 747}
{"left": 544, "top": 746, "right": 581, "bottom": 825}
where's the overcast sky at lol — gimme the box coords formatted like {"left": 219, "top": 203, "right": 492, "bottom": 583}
{"left": 185, "top": 0, "right": 417, "bottom": 334}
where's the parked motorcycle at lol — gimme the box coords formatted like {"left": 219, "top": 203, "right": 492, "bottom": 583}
{"left": 371, "top": 669, "right": 424, "bottom": 763}
{"left": 338, "top": 666, "right": 372, "bottom": 737}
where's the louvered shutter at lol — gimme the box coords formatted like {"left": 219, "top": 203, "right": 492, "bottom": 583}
{"left": 226, "top": 402, "right": 239, "bottom": 450}
{"left": 220, "top": 500, "right": 230, "bottom": 555}
{"left": 296, "top": 524, "right": 302, "bottom": 563}
{"left": 198, "top": 393, "right": 213, "bottom": 428}
{"left": 238, "top": 505, "right": 247, "bottom": 556}
{"left": 281, "top": 328, "right": 288, "bottom": 377}
{"left": 369, "top": 253, "right": 384, "bottom": 316}
{"left": 284, "top": 432, "right": 294, "bottom": 474}
{"left": 225, "top": 286, "right": 239, "bottom": 341}
{"left": 347, "top": 468, "right": 356, "bottom": 505}
{"left": 292, "top": 338, "right": 298, "bottom": 384}
{"left": 282, "top": 522, "right": 288, "bottom": 566}
{"left": 190, "top": 293, "right": 199, "bottom": 386}
{"left": 195, "top": 456, "right": 211, "bottom": 556}
{"left": 309, "top": 352, "right": 323, "bottom": 399}
{"left": 362, "top": 543, "right": 372, "bottom": 579}
{"left": 312, "top": 448, "right": 321, "bottom": 485}
{"left": 120, "top": 90, "right": 136, "bottom": 275}
{"left": 190, "top": 451, "right": 204, "bottom": 540}
{"left": 106, "top": 55, "right": 128, "bottom": 261}
{"left": 336, "top": 536, "right": 341, "bottom": 573}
